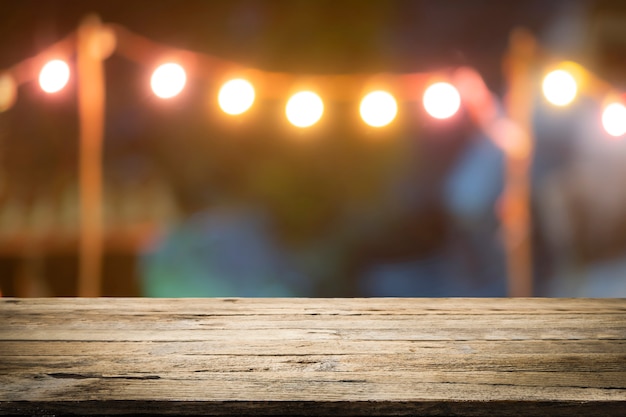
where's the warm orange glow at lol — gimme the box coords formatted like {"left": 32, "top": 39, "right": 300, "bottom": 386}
{"left": 90, "top": 27, "right": 117, "bottom": 60}
{"left": 542, "top": 69, "right": 577, "bottom": 106}
{"left": 39, "top": 60, "right": 70, "bottom": 93}
{"left": 0, "top": 73, "right": 17, "bottom": 112}
{"left": 286, "top": 91, "right": 324, "bottom": 127}
{"left": 218, "top": 79, "right": 255, "bottom": 115}
{"left": 602, "top": 103, "right": 626, "bottom": 138}
{"left": 423, "top": 82, "right": 461, "bottom": 119}
{"left": 150, "top": 63, "right": 186, "bottom": 99}
{"left": 359, "top": 90, "right": 397, "bottom": 127}
{"left": 488, "top": 118, "right": 530, "bottom": 159}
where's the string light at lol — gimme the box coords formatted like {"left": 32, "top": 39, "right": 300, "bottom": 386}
{"left": 39, "top": 60, "right": 70, "bottom": 93}
{"left": 359, "top": 91, "right": 397, "bottom": 127}
{"left": 4, "top": 21, "right": 626, "bottom": 139}
{"left": 423, "top": 82, "right": 461, "bottom": 119}
{"left": 286, "top": 91, "right": 324, "bottom": 128}
{"left": 150, "top": 63, "right": 186, "bottom": 99}
{"left": 218, "top": 79, "right": 255, "bottom": 115}
{"left": 542, "top": 69, "right": 577, "bottom": 107}
{"left": 602, "top": 102, "right": 626, "bottom": 138}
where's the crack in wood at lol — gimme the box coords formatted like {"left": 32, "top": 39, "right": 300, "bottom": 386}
{"left": 47, "top": 372, "right": 160, "bottom": 380}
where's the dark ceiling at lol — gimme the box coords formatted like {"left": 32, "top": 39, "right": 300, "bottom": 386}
{"left": 0, "top": 0, "right": 592, "bottom": 89}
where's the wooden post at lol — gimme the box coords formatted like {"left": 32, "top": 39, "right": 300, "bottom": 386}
{"left": 77, "top": 16, "right": 106, "bottom": 297}
{"left": 501, "top": 29, "right": 536, "bottom": 297}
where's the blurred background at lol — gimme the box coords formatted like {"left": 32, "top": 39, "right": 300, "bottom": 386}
{"left": 0, "top": 0, "right": 625, "bottom": 297}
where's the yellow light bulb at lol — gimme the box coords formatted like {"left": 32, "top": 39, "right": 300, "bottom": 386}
{"left": 602, "top": 103, "right": 626, "bottom": 138}
{"left": 218, "top": 79, "right": 255, "bottom": 115}
{"left": 423, "top": 82, "right": 461, "bottom": 119}
{"left": 542, "top": 69, "right": 577, "bottom": 107}
{"left": 285, "top": 91, "right": 324, "bottom": 128}
{"left": 359, "top": 90, "right": 397, "bottom": 127}
{"left": 39, "top": 60, "right": 70, "bottom": 93}
{"left": 151, "top": 63, "right": 186, "bottom": 99}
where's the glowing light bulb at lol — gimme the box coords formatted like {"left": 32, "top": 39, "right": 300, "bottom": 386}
{"left": 218, "top": 79, "right": 255, "bottom": 115}
{"left": 359, "top": 90, "right": 397, "bottom": 127}
{"left": 602, "top": 103, "right": 626, "bottom": 138}
{"left": 151, "top": 63, "right": 186, "bottom": 99}
{"left": 39, "top": 60, "right": 70, "bottom": 93}
{"left": 423, "top": 82, "right": 461, "bottom": 119}
{"left": 542, "top": 70, "right": 577, "bottom": 107}
{"left": 286, "top": 91, "right": 324, "bottom": 128}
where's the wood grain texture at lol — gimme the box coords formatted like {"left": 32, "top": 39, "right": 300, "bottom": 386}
{"left": 0, "top": 298, "right": 625, "bottom": 416}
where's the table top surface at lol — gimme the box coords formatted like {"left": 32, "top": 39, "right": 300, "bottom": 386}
{"left": 1, "top": 297, "right": 625, "bottom": 416}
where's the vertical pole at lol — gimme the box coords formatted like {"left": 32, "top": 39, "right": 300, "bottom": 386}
{"left": 502, "top": 29, "right": 536, "bottom": 297}
{"left": 77, "top": 16, "right": 105, "bottom": 297}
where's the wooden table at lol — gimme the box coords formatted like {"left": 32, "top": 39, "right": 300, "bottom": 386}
{"left": 1, "top": 298, "right": 625, "bottom": 416}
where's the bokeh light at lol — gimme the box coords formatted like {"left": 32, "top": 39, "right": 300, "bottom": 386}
{"left": 423, "top": 82, "right": 461, "bottom": 119}
{"left": 286, "top": 91, "right": 324, "bottom": 128}
{"left": 218, "top": 79, "right": 255, "bottom": 115}
{"left": 39, "top": 60, "right": 70, "bottom": 93}
{"left": 151, "top": 63, "right": 186, "bottom": 99}
{"left": 542, "top": 69, "right": 577, "bottom": 107}
{"left": 602, "top": 103, "right": 626, "bottom": 138}
{"left": 359, "top": 90, "right": 397, "bottom": 127}
{"left": 0, "top": 73, "right": 17, "bottom": 112}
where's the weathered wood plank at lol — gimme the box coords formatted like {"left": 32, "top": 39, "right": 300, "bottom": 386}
{"left": 4, "top": 313, "right": 626, "bottom": 331}
{"left": 1, "top": 297, "right": 624, "bottom": 314}
{"left": 3, "top": 353, "right": 626, "bottom": 376}
{"left": 0, "top": 298, "right": 625, "bottom": 416}
{"left": 3, "top": 339, "right": 626, "bottom": 356}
